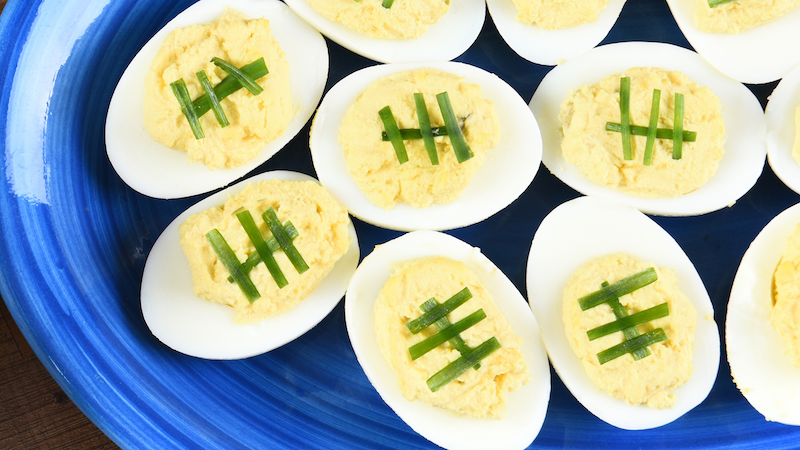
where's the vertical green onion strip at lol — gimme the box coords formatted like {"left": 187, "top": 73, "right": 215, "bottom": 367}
{"left": 587, "top": 302, "right": 670, "bottom": 341}
{"left": 170, "top": 79, "right": 205, "bottom": 140}
{"left": 673, "top": 93, "right": 685, "bottom": 160}
{"left": 436, "top": 92, "right": 474, "bottom": 163}
{"left": 427, "top": 337, "right": 501, "bottom": 392}
{"left": 408, "top": 309, "right": 486, "bottom": 360}
{"left": 196, "top": 70, "right": 230, "bottom": 128}
{"left": 263, "top": 207, "right": 309, "bottom": 274}
{"left": 421, "top": 299, "right": 479, "bottom": 370}
{"left": 643, "top": 89, "right": 661, "bottom": 166}
{"left": 414, "top": 93, "right": 439, "bottom": 165}
{"left": 206, "top": 229, "right": 260, "bottom": 303}
{"left": 620, "top": 77, "right": 633, "bottom": 160}
{"left": 212, "top": 57, "right": 264, "bottom": 96}
{"left": 406, "top": 287, "right": 472, "bottom": 334}
{"left": 603, "top": 282, "right": 650, "bottom": 360}
{"left": 578, "top": 268, "right": 658, "bottom": 311}
{"left": 382, "top": 0, "right": 394, "bottom": 7}
{"left": 604, "top": 123, "right": 696, "bottom": 142}
{"left": 597, "top": 328, "right": 668, "bottom": 364}
{"left": 708, "top": 0, "right": 737, "bottom": 7}
{"left": 193, "top": 59, "right": 268, "bottom": 117}
{"left": 379, "top": 106, "right": 409, "bottom": 164}
{"left": 228, "top": 221, "right": 298, "bottom": 283}
{"left": 236, "top": 210, "right": 288, "bottom": 289}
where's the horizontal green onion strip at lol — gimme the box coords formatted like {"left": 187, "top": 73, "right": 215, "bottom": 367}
{"left": 578, "top": 268, "right": 658, "bottom": 311}
{"left": 382, "top": 0, "right": 394, "bottom": 7}
{"left": 212, "top": 57, "right": 264, "bottom": 96}
{"left": 228, "top": 221, "right": 298, "bottom": 283}
{"left": 414, "top": 93, "right": 439, "bottom": 165}
{"left": 236, "top": 210, "right": 288, "bottom": 289}
{"left": 193, "top": 59, "right": 268, "bottom": 116}
{"left": 408, "top": 309, "right": 486, "bottom": 360}
{"left": 263, "top": 207, "right": 309, "bottom": 274}
{"left": 421, "top": 299, "right": 480, "bottom": 370}
{"left": 597, "top": 328, "right": 668, "bottom": 364}
{"left": 206, "top": 229, "right": 260, "bottom": 303}
{"left": 381, "top": 127, "right": 449, "bottom": 141}
{"left": 406, "top": 287, "right": 472, "bottom": 334}
{"left": 379, "top": 106, "right": 409, "bottom": 164}
{"left": 170, "top": 79, "right": 204, "bottom": 140}
{"left": 427, "top": 337, "right": 501, "bottom": 392}
{"left": 708, "top": 0, "right": 737, "bottom": 7}
{"left": 605, "top": 123, "right": 696, "bottom": 142}
{"left": 620, "top": 77, "right": 633, "bottom": 160}
{"left": 603, "top": 281, "right": 651, "bottom": 361}
{"left": 587, "top": 302, "right": 669, "bottom": 341}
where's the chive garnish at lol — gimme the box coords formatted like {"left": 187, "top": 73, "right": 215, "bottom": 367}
{"left": 605, "top": 123, "right": 696, "bottom": 142}
{"left": 409, "top": 309, "right": 487, "bottom": 360}
{"left": 643, "top": 89, "right": 661, "bottom": 166}
{"left": 426, "top": 337, "right": 501, "bottom": 392}
{"left": 263, "top": 207, "right": 309, "bottom": 274}
{"left": 192, "top": 59, "right": 268, "bottom": 117}
{"left": 382, "top": 0, "right": 394, "bottom": 7}
{"left": 170, "top": 79, "right": 204, "bottom": 140}
{"left": 603, "top": 281, "right": 650, "bottom": 360}
{"left": 381, "top": 127, "right": 449, "bottom": 141}
{"left": 206, "top": 229, "right": 260, "bottom": 303}
{"left": 236, "top": 210, "right": 288, "bottom": 289}
{"left": 228, "top": 221, "right": 298, "bottom": 283}
{"left": 421, "top": 299, "right": 480, "bottom": 370}
{"left": 587, "top": 302, "right": 669, "bottom": 341}
{"left": 379, "top": 106, "right": 409, "bottom": 164}
{"left": 578, "top": 268, "right": 658, "bottom": 311}
{"left": 673, "top": 93, "right": 685, "bottom": 160}
{"left": 406, "top": 287, "right": 472, "bottom": 334}
{"left": 414, "top": 93, "right": 439, "bottom": 165}
{"left": 708, "top": 0, "right": 737, "bottom": 7}
{"left": 436, "top": 92, "right": 474, "bottom": 163}
{"left": 196, "top": 70, "right": 229, "bottom": 128}
{"left": 620, "top": 77, "right": 633, "bottom": 160}
{"left": 212, "top": 57, "right": 264, "bottom": 96}
{"left": 597, "top": 328, "right": 668, "bottom": 364}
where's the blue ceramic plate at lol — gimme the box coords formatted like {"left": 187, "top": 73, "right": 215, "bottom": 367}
{"left": 1, "top": 0, "right": 798, "bottom": 448}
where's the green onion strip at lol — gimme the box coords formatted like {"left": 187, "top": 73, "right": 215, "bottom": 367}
{"left": 587, "top": 302, "right": 669, "bottom": 341}
{"left": 578, "top": 268, "right": 658, "bottom": 311}
{"left": 673, "top": 93, "right": 685, "bottom": 160}
{"left": 436, "top": 92, "right": 474, "bottom": 163}
{"left": 409, "top": 309, "right": 486, "bottom": 360}
{"left": 620, "top": 77, "right": 633, "bottom": 160}
{"left": 206, "top": 229, "right": 260, "bottom": 303}
{"left": 229, "top": 221, "right": 298, "bottom": 283}
{"left": 382, "top": 0, "right": 394, "bottom": 7}
{"left": 193, "top": 59, "right": 268, "bottom": 117}
{"left": 420, "top": 299, "right": 480, "bottom": 370}
{"left": 212, "top": 57, "right": 264, "bottom": 96}
{"left": 263, "top": 207, "right": 309, "bottom": 274}
{"left": 601, "top": 282, "right": 650, "bottom": 360}
{"left": 414, "top": 93, "right": 439, "bottom": 165}
{"left": 196, "top": 70, "right": 229, "bottom": 128}
{"left": 379, "top": 106, "right": 409, "bottom": 164}
{"left": 643, "top": 89, "right": 661, "bottom": 166}
{"left": 605, "top": 123, "right": 696, "bottom": 142}
{"left": 597, "top": 328, "right": 668, "bottom": 365}
{"left": 170, "top": 79, "right": 204, "bottom": 140}
{"left": 708, "top": 0, "right": 737, "bottom": 7}
{"left": 406, "top": 287, "right": 472, "bottom": 334}
{"left": 427, "top": 337, "right": 501, "bottom": 392}
{"left": 236, "top": 210, "right": 288, "bottom": 289}
{"left": 381, "top": 127, "right": 449, "bottom": 141}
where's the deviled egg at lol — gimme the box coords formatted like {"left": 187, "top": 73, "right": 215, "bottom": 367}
{"left": 765, "top": 64, "right": 800, "bottom": 195}
{"left": 310, "top": 62, "right": 542, "bottom": 231}
{"left": 666, "top": 0, "right": 800, "bottom": 83}
{"left": 345, "top": 230, "right": 550, "bottom": 450}
{"left": 530, "top": 41, "right": 765, "bottom": 216}
{"left": 486, "top": 0, "right": 626, "bottom": 65}
{"left": 141, "top": 171, "right": 359, "bottom": 359}
{"left": 106, "top": 0, "right": 328, "bottom": 199}
{"left": 283, "top": 0, "right": 485, "bottom": 63}
{"left": 527, "top": 196, "right": 719, "bottom": 429}
{"left": 727, "top": 202, "right": 800, "bottom": 426}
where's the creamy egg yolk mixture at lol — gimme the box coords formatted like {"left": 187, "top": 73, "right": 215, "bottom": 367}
{"left": 694, "top": 0, "right": 800, "bottom": 34}
{"left": 511, "top": 0, "right": 612, "bottom": 29}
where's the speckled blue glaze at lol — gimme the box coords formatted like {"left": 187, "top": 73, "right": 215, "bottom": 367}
{"left": 1, "top": 0, "right": 799, "bottom": 448}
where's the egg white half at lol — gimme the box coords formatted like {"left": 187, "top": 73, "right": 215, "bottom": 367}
{"left": 106, "top": 0, "right": 329, "bottom": 199}
{"left": 141, "top": 170, "right": 360, "bottom": 360}
{"left": 727, "top": 202, "right": 800, "bottom": 426}
{"left": 310, "top": 61, "right": 542, "bottom": 231}
{"left": 283, "top": 0, "right": 484, "bottom": 63}
{"left": 666, "top": 0, "right": 800, "bottom": 84}
{"left": 344, "top": 230, "right": 550, "bottom": 450}
{"left": 486, "top": 0, "right": 626, "bottom": 65}
{"left": 765, "top": 64, "right": 800, "bottom": 195}
{"left": 527, "top": 196, "right": 719, "bottom": 430}
{"left": 529, "top": 41, "right": 766, "bottom": 217}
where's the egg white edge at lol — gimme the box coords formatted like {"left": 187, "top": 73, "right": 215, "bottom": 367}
{"left": 666, "top": 0, "right": 800, "bottom": 84}
{"left": 283, "top": 0, "right": 485, "bottom": 64}
{"left": 529, "top": 41, "right": 766, "bottom": 217}
{"left": 140, "top": 170, "right": 360, "bottom": 360}
{"left": 727, "top": 201, "right": 800, "bottom": 426}
{"left": 344, "top": 230, "right": 551, "bottom": 450}
{"left": 106, "top": 0, "right": 329, "bottom": 199}
{"left": 526, "top": 196, "right": 720, "bottom": 430}
{"left": 486, "top": 0, "right": 626, "bottom": 66}
{"left": 310, "top": 61, "right": 542, "bottom": 232}
{"left": 766, "top": 64, "right": 800, "bottom": 196}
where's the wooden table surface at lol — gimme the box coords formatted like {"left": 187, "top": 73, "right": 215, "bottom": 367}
{"left": 0, "top": 1, "right": 117, "bottom": 448}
